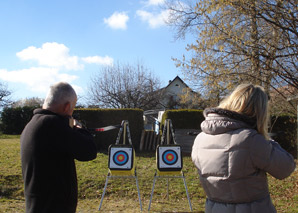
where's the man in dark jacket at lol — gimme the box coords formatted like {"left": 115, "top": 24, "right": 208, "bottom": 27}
{"left": 21, "top": 82, "right": 97, "bottom": 213}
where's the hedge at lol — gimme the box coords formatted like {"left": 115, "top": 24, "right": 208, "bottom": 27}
{"left": 73, "top": 109, "right": 144, "bottom": 151}
{"left": 0, "top": 106, "right": 296, "bottom": 157}
{"left": 0, "top": 107, "right": 144, "bottom": 152}
{"left": 270, "top": 115, "right": 297, "bottom": 158}
{"left": 161, "top": 109, "right": 204, "bottom": 129}
{"left": 161, "top": 109, "right": 297, "bottom": 158}
{"left": 0, "top": 106, "right": 36, "bottom": 134}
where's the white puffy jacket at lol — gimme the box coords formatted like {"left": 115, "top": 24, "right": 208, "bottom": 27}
{"left": 192, "top": 108, "right": 296, "bottom": 213}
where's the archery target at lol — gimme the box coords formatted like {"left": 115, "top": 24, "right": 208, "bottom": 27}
{"left": 113, "top": 151, "right": 129, "bottom": 166}
{"left": 109, "top": 147, "right": 133, "bottom": 170}
{"left": 162, "top": 150, "right": 178, "bottom": 165}
{"left": 158, "top": 146, "right": 182, "bottom": 170}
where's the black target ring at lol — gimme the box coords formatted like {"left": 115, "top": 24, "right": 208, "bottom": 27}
{"left": 113, "top": 150, "right": 129, "bottom": 166}
{"left": 162, "top": 149, "right": 178, "bottom": 165}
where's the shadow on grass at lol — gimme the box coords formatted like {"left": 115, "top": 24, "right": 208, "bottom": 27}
{"left": 0, "top": 175, "right": 23, "bottom": 198}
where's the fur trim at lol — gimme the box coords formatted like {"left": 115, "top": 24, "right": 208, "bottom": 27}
{"left": 204, "top": 108, "right": 256, "bottom": 127}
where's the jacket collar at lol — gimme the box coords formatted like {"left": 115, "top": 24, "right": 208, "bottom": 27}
{"left": 204, "top": 108, "right": 256, "bottom": 128}
{"left": 33, "top": 108, "right": 70, "bottom": 119}
{"left": 34, "top": 108, "right": 57, "bottom": 116}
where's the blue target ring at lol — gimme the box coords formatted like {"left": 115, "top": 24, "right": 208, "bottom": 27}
{"left": 113, "top": 151, "right": 129, "bottom": 166}
{"left": 162, "top": 150, "right": 178, "bottom": 165}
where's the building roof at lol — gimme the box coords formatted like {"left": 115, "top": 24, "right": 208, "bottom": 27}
{"left": 164, "top": 76, "right": 191, "bottom": 90}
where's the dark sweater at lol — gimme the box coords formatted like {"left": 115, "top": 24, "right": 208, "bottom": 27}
{"left": 21, "top": 109, "right": 97, "bottom": 213}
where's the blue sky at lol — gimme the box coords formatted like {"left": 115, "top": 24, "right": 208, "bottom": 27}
{"left": 0, "top": 0, "right": 194, "bottom": 104}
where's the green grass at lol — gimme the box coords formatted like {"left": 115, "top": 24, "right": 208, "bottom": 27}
{"left": 0, "top": 137, "right": 297, "bottom": 212}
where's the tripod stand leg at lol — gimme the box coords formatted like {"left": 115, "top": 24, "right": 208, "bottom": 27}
{"left": 98, "top": 174, "right": 110, "bottom": 211}
{"left": 182, "top": 176, "right": 192, "bottom": 211}
{"left": 148, "top": 175, "right": 157, "bottom": 211}
{"left": 167, "top": 178, "right": 169, "bottom": 200}
{"left": 135, "top": 175, "right": 143, "bottom": 211}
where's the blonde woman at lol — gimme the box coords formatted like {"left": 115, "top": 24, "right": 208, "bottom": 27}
{"left": 192, "top": 84, "right": 296, "bottom": 213}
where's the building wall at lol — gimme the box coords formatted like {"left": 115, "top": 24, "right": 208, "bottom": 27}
{"left": 160, "top": 78, "right": 194, "bottom": 108}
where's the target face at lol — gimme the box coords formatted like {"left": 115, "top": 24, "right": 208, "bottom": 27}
{"left": 162, "top": 150, "right": 178, "bottom": 165}
{"left": 158, "top": 146, "right": 182, "bottom": 171}
{"left": 113, "top": 151, "right": 129, "bottom": 166}
{"left": 109, "top": 147, "right": 133, "bottom": 170}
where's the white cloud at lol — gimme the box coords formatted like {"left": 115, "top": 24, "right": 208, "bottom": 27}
{"left": 0, "top": 67, "right": 79, "bottom": 93}
{"left": 16, "top": 42, "right": 84, "bottom": 70}
{"left": 104, "top": 12, "right": 129, "bottom": 30}
{"left": 136, "top": 9, "right": 170, "bottom": 28}
{"left": 71, "top": 85, "right": 84, "bottom": 96}
{"left": 81, "top": 56, "right": 114, "bottom": 66}
{"left": 2, "top": 42, "right": 114, "bottom": 97}
{"left": 146, "top": 0, "right": 165, "bottom": 6}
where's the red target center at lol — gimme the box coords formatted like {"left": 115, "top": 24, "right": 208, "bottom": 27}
{"left": 166, "top": 153, "right": 174, "bottom": 161}
{"left": 117, "top": 154, "right": 125, "bottom": 162}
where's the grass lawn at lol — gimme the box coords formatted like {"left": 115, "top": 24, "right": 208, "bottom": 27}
{"left": 0, "top": 136, "right": 297, "bottom": 212}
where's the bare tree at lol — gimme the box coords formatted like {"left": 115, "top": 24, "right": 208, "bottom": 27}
{"left": 88, "top": 62, "right": 163, "bottom": 110}
{"left": 0, "top": 81, "right": 12, "bottom": 108}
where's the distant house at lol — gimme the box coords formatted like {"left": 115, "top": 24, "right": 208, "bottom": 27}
{"left": 143, "top": 76, "right": 198, "bottom": 131}
{"left": 142, "top": 76, "right": 200, "bottom": 152}
{"left": 158, "top": 76, "right": 198, "bottom": 109}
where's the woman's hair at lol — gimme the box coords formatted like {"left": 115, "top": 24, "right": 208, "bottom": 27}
{"left": 43, "top": 82, "right": 77, "bottom": 109}
{"left": 218, "top": 84, "right": 269, "bottom": 139}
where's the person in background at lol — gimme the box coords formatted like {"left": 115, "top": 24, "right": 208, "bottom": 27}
{"left": 192, "top": 84, "right": 296, "bottom": 213}
{"left": 21, "top": 82, "right": 97, "bottom": 213}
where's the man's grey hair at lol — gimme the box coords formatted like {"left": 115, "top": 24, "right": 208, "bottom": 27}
{"left": 43, "top": 82, "right": 77, "bottom": 109}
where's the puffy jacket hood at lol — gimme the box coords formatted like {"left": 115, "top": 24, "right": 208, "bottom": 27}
{"left": 201, "top": 108, "right": 254, "bottom": 135}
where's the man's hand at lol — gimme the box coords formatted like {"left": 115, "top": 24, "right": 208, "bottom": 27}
{"left": 69, "top": 117, "right": 83, "bottom": 129}
{"left": 69, "top": 117, "right": 75, "bottom": 128}
{"left": 74, "top": 119, "right": 83, "bottom": 128}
